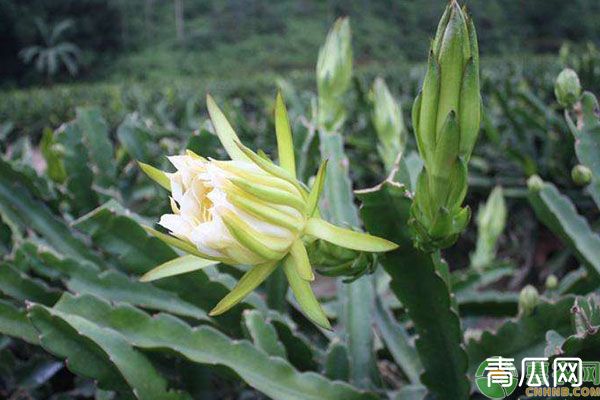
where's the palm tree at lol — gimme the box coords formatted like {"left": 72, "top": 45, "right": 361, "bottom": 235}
{"left": 19, "top": 18, "right": 82, "bottom": 82}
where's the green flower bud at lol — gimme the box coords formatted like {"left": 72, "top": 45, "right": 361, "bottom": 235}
{"left": 317, "top": 17, "right": 352, "bottom": 132}
{"left": 306, "top": 239, "right": 374, "bottom": 282}
{"left": 518, "top": 285, "right": 540, "bottom": 316}
{"left": 555, "top": 68, "right": 582, "bottom": 109}
{"left": 410, "top": 1, "right": 481, "bottom": 250}
{"left": 545, "top": 274, "right": 558, "bottom": 291}
{"left": 471, "top": 186, "right": 507, "bottom": 270}
{"left": 571, "top": 164, "right": 592, "bottom": 186}
{"left": 370, "top": 77, "right": 406, "bottom": 171}
{"left": 527, "top": 174, "right": 544, "bottom": 192}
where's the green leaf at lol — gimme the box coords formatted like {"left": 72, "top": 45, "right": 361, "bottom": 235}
{"left": 374, "top": 297, "right": 422, "bottom": 384}
{"left": 0, "top": 263, "right": 61, "bottom": 305}
{"left": 323, "top": 339, "right": 350, "bottom": 381}
{"left": 0, "top": 300, "right": 39, "bottom": 345}
{"left": 243, "top": 309, "right": 287, "bottom": 358}
{"left": 137, "top": 161, "right": 170, "bottom": 191}
{"left": 73, "top": 202, "right": 218, "bottom": 273}
{"left": 210, "top": 262, "right": 278, "bottom": 316}
{"left": 265, "top": 268, "right": 288, "bottom": 313}
{"left": 357, "top": 181, "right": 470, "bottom": 399}
{"left": 56, "top": 122, "right": 98, "bottom": 214}
{"left": 24, "top": 248, "right": 210, "bottom": 322}
{"left": 69, "top": 204, "right": 263, "bottom": 331}
{"left": 27, "top": 303, "right": 187, "bottom": 399}
{"left": 75, "top": 106, "right": 115, "bottom": 187}
{"left": 466, "top": 297, "right": 575, "bottom": 376}
{"left": 140, "top": 255, "right": 217, "bottom": 282}
{"left": 566, "top": 92, "right": 600, "bottom": 207}
{"left": 558, "top": 295, "right": 600, "bottom": 359}
{"left": 529, "top": 181, "right": 600, "bottom": 279}
{"left": 283, "top": 256, "right": 330, "bottom": 330}
{"left": 0, "top": 157, "right": 102, "bottom": 266}
{"left": 268, "top": 312, "right": 319, "bottom": 371}
{"left": 117, "top": 115, "right": 156, "bottom": 163}
{"left": 391, "top": 385, "right": 427, "bottom": 400}
{"left": 67, "top": 269, "right": 211, "bottom": 322}
{"left": 305, "top": 217, "right": 397, "bottom": 252}
{"left": 206, "top": 94, "right": 249, "bottom": 162}
{"left": 456, "top": 290, "right": 519, "bottom": 317}
{"left": 54, "top": 293, "right": 378, "bottom": 400}
{"left": 275, "top": 91, "right": 296, "bottom": 176}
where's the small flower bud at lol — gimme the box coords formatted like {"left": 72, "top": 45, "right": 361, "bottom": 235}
{"left": 527, "top": 175, "right": 544, "bottom": 192}
{"left": 571, "top": 164, "right": 592, "bottom": 186}
{"left": 471, "top": 186, "right": 506, "bottom": 270}
{"left": 545, "top": 274, "right": 558, "bottom": 291}
{"left": 317, "top": 17, "right": 352, "bottom": 131}
{"left": 370, "top": 77, "right": 406, "bottom": 171}
{"left": 555, "top": 68, "right": 582, "bottom": 108}
{"left": 519, "top": 285, "right": 540, "bottom": 316}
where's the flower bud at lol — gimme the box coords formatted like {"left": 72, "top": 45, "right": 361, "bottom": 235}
{"left": 370, "top": 77, "right": 406, "bottom": 171}
{"left": 555, "top": 68, "right": 581, "bottom": 109}
{"left": 518, "top": 285, "right": 540, "bottom": 316}
{"left": 410, "top": 1, "right": 480, "bottom": 250}
{"left": 545, "top": 274, "right": 558, "bottom": 291}
{"left": 317, "top": 17, "right": 352, "bottom": 131}
{"left": 571, "top": 164, "right": 592, "bottom": 186}
{"left": 527, "top": 175, "right": 544, "bottom": 192}
{"left": 471, "top": 186, "right": 506, "bottom": 270}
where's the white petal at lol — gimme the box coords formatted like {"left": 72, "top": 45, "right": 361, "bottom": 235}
{"left": 159, "top": 214, "right": 194, "bottom": 240}
{"left": 169, "top": 173, "right": 184, "bottom": 203}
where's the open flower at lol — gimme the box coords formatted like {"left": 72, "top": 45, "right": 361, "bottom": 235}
{"left": 138, "top": 93, "right": 398, "bottom": 328}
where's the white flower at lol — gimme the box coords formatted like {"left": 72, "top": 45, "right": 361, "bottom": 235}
{"left": 158, "top": 154, "right": 305, "bottom": 266}
{"left": 139, "top": 93, "right": 397, "bottom": 328}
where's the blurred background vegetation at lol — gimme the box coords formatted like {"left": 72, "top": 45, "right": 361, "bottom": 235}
{"left": 2, "top": 0, "right": 600, "bottom": 86}
{"left": 2, "top": 2, "right": 600, "bottom": 398}
{"left": 2, "top": 0, "right": 600, "bottom": 141}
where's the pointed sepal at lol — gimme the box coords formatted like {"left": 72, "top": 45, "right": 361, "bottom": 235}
{"left": 209, "top": 261, "right": 279, "bottom": 316}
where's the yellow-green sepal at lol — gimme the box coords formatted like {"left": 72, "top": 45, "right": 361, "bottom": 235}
{"left": 306, "top": 160, "right": 328, "bottom": 217}
{"left": 275, "top": 91, "right": 296, "bottom": 177}
{"left": 209, "top": 261, "right": 278, "bottom": 316}
{"left": 137, "top": 161, "right": 170, "bottom": 190}
{"left": 282, "top": 255, "right": 331, "bottom": 330}
{"left": 458, "top": 58, "right": 481, "bottom": 159}
{"left": 305, "top": 217, "right": 398, "bottom": 252}
{"left": 233, "top": 140, "right": 307, "bottom": 197}
{"left": 220, "top": 210, "right": 290, "bottom": 260}
{"left": 206, "top": 94, "right": 250, "bottom": 162}
{"left": 228, "top": 175, "right": 306, "bottom": 212}
{"left": 289, "top": 240, "right": 314, "bottom": 281}
{"left": 226, "top": 191, "right": 303, "bottom": 232}
{"left": 140, "top": 255, "right": 217, "bottom": 282}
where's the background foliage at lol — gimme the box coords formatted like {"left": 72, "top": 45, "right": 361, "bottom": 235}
{"left": 1, "top": 1, "right": 600, "bottom": 399}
